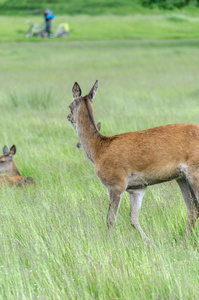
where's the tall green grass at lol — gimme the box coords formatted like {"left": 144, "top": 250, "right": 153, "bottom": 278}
{"left": 1, "top": 39, "right": 199, "bottom": 298}
{"left": 9, "top": 89, "right": 54, "bottom": 110}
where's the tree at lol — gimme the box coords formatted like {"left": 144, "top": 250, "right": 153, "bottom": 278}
{"left": 142, "top": 0, "right": 191, "bottom": 9}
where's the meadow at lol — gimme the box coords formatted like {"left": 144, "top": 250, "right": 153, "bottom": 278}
{"left": 1, "top": 13, "right": 199, "bottom": 42}
{"left": 1, "top": 14, "right": 199, "bottom": 299}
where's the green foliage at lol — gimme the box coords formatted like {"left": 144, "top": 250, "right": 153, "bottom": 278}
{"left": 0, "top": 0, "right": 142, "bottom": 16}
{"left": 0, "top": 0, "right": 199, "bottom": 15}
{"left": 142, "top": 0, "right": 193, "bottom": 9}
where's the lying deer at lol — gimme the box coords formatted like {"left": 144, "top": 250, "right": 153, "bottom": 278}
{"left": 0, "top": 145, "right": 34, "bottom": 187}
{"left": 68, "top": 80, "right": 199, "bottom": 243}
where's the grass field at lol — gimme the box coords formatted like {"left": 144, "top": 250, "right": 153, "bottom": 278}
{"left": 1, "top": 37, "right": 199, "bottom": 298}
{"left": 1, "top": 13, "right": 199, "bottom": 42}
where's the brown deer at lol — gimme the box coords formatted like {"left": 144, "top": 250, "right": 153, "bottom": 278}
{"left": 68, "top": 80, "right": 199, "bottom": 243}
{"left": 0, "top": 145, "right": 34, "bottom": 187}
{"left": 76, "top": 122, "right": 101, "bottom": 149}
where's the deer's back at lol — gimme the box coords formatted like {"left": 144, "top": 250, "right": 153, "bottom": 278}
{"left": 94, "top": 124, "right": 199, "bottom": 186}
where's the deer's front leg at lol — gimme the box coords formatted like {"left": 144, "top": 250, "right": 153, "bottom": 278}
{"left": 107, "top": 186, "right": 125, "bottom": 229}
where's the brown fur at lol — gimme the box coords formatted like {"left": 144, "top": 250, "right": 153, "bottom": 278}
{"left": 0, "top": 145, "right": 34, "bottom": 187}
{"left": 68, "top": 81, "right": 199, "bottom": 243}
{"left": 76, "top": 122, "right": 101, "bottom": 149}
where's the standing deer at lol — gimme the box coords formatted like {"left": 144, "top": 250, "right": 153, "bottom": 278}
{"left": 0, "top": 145, "right": 34, "bottom": 187}
{"left": 76, "top": 122, "right": 101, "bottom": 149}
{"left": 68, "top": 80, "right": 199, "bottom": 243}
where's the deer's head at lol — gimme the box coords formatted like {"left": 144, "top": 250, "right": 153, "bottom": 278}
{"left": 67, "top": 80, "right": 98, "bottom": 130}
{"left": 0, "top": 145, "right": 17, "bottom": 176}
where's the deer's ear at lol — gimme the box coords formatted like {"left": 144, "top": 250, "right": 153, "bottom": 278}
{"left": 72, "top": 82, "right": 81, "bottom": 101}
{"left": 3, "top": 145, "right": 8, "bottom": 155}
{"left": 88, "top": 80, "right": 98, "bottom": 103}
{"left": 10, "top": 145, "right": 16, "bottom": 156}
{"left": 96, "top": 122, "right": 101, "bottom": 132}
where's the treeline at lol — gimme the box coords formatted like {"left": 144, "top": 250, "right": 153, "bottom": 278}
{"left": 0, "top": 0, "right": 199, "bottom": 15}
{"left": 141, "top": 0, "right": 199, "bottom": 9}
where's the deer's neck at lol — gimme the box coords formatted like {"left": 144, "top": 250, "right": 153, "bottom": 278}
{"left": 8, "top": 162, "right": 20, "bottom": 177}
{"left": 77, "top": 99, "right": 101, "bottom": 163}
{"left": 12, "top": 162, "right": 21, "bottom": 176}
{"left": 0, "top": 161, "right": 20, "bottom": 177}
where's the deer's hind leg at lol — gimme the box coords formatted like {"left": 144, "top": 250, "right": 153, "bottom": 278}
{"left": 129, "top": 188, "right": 150, "bottom": 244}
{"left": 107, "top": 185, "right": 125, "bottom": 229}
{"left": 177, "top": 178, "right": 199, "bottom": 236}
